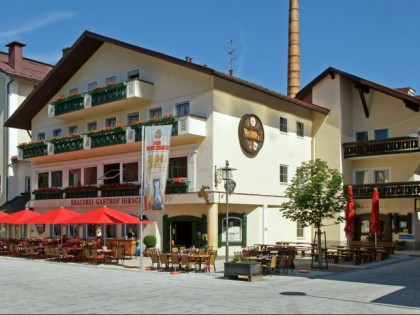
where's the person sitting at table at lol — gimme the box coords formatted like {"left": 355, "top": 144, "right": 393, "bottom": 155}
{"left": 62, "top": 234, "right": 69, "bottom": 244}
{"left": 72, "top": 234, "right": 80, "bottom": 245}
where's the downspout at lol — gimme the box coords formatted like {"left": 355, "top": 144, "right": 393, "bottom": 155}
{"left": 4, "top": 74, "right": 15, "bottom": 205}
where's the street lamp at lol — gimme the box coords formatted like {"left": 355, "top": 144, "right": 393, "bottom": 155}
{"left": 219, "top": 160, "right": 236, "bottom": 262}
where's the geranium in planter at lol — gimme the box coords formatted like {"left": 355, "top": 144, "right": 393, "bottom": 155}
{"left": 64, "top": 185, "right": 98, "bottom": 198}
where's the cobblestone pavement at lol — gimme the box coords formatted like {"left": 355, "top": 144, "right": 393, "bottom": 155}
{"left": 1, "top": 252, "right": 420, "bottom": 314}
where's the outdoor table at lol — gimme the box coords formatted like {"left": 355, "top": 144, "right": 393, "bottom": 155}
{"left": 97, "top": 249, "right": 113, "bottom": 264}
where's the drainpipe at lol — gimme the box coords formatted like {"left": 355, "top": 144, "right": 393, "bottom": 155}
{"left": 5, "top": 75, "right": 15, "bottom": 205}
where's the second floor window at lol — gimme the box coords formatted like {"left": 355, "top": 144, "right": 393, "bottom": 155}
{"left": 280, "top": 164, "right": 288, "bottom": 183}
{"left": 176, "top": 102, "right": 190, "bottom": 116}
{"left": 127, "top": 69, "right": 139, "bottom": 80}
{"left": 355, "top": 170, "right": 368, "bottom": 185}
{"left": 149, "top": 107, "right": 162, "bottom": 119}
{"left": 51, "top": 171, "right": 63, "bottom": 188}
{"left": 52, "top": 129, "right": 62, "bottom": 138}
{"left": 87, "top": 121, "right": 97, "bottom": 132}
{"left": 37, "top": 132, "right": 46, "bottom": 140}
{"left": 356, "top": 131, "right": 368, "bottom": 142}
{"left": 127, "top": 113, "right": 139, "bottom": 125}
{"left": 105, "top": 117, "right": 116, "bottom": 128}
{"left": 105, "top": 76, "right": 117, "bottom": 85}
{"left": 280, "top": 117, "right": 288, "bottom": 133}
{"left": 374, "top": 170, "right": 389, "bottom": 184}
{"left": 296, "top": 121, "right": 304, "bottom": 137}
{"left": 69, "top": 126, "right": 78, "bottom": 134}
{"left": 87, "top": 81, "right": 98, "bottom": 91}
{"left": 374, "top": 129, "right": 388, "bottom": 140}
{"left": 69, "top": 87, "right": 79, "bottom": 95}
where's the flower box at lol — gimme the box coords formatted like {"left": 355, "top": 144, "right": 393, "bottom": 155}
{"left": 99, "top": 183, "right": 140, "bottom": 197}
{"left": 33, "top": 189, "right": 64, "bottom": 200}
{"left": 64, "top": 186, "right": 99, "bottom": 199}
{"left": 166, "top": 181, "right": 189, "bottom": 194}
{"left": 52, "top": 94, "right": 84, "bottom": 116}
{"left": 89, "top": 82, "right": 127, "bottom": 106}
{"left": 50, "top": 135, "right": 83, "bottom": 154}
{"left": 224, "top": 262, "right": 262, "bottom": 281}
{"left": 18, "top": 142, "right": 48, "bottom": 159}
{"left": 88, "top": 126, "right": 126, "bottom": 148}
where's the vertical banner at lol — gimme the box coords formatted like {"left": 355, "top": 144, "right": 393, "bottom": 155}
{"left": 144, "top": 125, "right": 172, "bottom": 210}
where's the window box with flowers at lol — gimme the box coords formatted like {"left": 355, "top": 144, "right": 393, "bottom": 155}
{"left": 166, "top": 177, "right": 189, "bottom": 194}
{"left": 99, "top": 182, "right": 140, "bottom": 197}
{"left": 51, "top": 92, "right": 84, "bottom": 116}
{"left": 64, "top": 185, "right": 99, "bottom": 199}
{"left": 131, "top": 115, "right": 178, "bottom": 141}
{"left": 18, "top": 140, "right": 48, "bottom": 159}
{"left": 87, "top": 124, "right": 127, "bottom": 148}
{"left": 50, "top": 133, "right": 83, "bottom": 154}
{"left": 33, "top": 187, "right": 63, "bottom": 200}
{"left": 89, "top": 81, "right": 127, "bottom": 106}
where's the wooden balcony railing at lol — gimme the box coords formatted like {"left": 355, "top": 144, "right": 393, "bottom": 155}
{"left": 351, "top": 181, "right": 420, "bottom": 199}
{"left": 343, "top": 137, "right": 419, "bottom": 158}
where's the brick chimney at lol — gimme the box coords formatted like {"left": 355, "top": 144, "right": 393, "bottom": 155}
{"left": 6, "top": 41, "right": 26, "bottom": 70}
{"left": 287, "top": 0, "right": 300, "bottom": 98}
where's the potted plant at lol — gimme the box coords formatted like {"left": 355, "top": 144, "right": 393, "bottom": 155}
{"left": 224, "top": 252, "right": 263, "bottom": 281}
{"left": 143, "top": 235, "right": 157, "bottom": 257}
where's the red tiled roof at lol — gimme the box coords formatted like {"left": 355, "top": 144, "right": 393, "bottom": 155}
{"left": 0, "top": 51, "right": 52, "bottom": 81}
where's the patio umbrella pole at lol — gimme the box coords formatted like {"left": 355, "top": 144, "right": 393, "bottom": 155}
{"left": 139, "top": 125, "right": 145, "bottom": 270}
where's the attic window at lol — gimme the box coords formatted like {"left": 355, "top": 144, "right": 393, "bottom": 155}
{"left": 127, "top": 69, "right": 139, "bottom": 80}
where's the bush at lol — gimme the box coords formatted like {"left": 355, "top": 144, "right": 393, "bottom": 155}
{"left": 143, "top": 235, "right": 157, "bottom": 248}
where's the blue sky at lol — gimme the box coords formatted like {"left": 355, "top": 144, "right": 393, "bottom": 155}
{"left": 1, "top": 0, "right": 419, "bottom": 96}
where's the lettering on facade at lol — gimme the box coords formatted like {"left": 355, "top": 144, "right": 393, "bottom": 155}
{"left": 70, "top": 197, "right": 141, "bottom": 206}
{"left": 238, "top": 114, "right": 264, "bottom": 156}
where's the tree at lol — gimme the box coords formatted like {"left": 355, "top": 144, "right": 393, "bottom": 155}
{"left": 280, "top": 158, "right": 345, "bottom": 269}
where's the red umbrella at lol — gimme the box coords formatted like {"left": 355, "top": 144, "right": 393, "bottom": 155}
{"left": 62, "top": 206, "right": 142, "bottom": 225}
{"left": 344, "top": 185, "right": 355, "bottom": 246}
{"left": 61, "top": 206, "right": 148, "bottom": 248}
{"left": 2, "top": 209, "right": 40, "bottom": 224}
{"left": 0, "top": 212, "right": 9, "bottom": 222}
{"left": 20, "top": 207, "right": 80, "bottom": 224}
{"left": 370, "top": 188, "right": 381, "bottom": 247}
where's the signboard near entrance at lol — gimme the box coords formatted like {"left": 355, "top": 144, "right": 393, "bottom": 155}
{"left": 399, "top": 234, "right": 414, "bottom": 240}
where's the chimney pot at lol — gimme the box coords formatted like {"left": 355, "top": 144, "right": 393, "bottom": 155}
{"left": 62, "top": 47, "right": 70, "bottom": 56}
{"left": 6, "top": 41, "right": 26, "bottom": 70}
{"left": 229, "top": 69, "right": 234, "bottom": 76}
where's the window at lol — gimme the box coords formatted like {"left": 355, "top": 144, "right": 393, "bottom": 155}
{"left": 296, "top": 121, "right": 304, "bottom": 137}
{"left": 149, "top": 107, "right": 162, "bottom": 119}
{"left": 176, "top": 102, "right": 190, "bottom": 116}
{"left": 280, "top": 117, "right": 288, "bottom": 133}
{"left": 38, "top": 172, "right": 48, "bottom": 188}
{"left": 103, "top": 163, "right": 120, "bottom": 184}
{"left": 51, "top": 171, "right": 62, "bottom": 188}
{"left": 105, "top": 76, "right": 117, "bottom": 84}
{"left": 122, "top": 162, "right": 138, "bottom": 183}
{"left": 86, "top": 224, "right": 100, "bottom": 238}
{"left": 25, "top": 176, "right": 30, "bottom": 193}
{"left": 68, "top": 125, "right": 78, "bottom": 134}
{"left": 373, "top": 170, "right": 389, "bottom": 184}
{"left": 127, "top": 69, "right": 139, "bottom": 80}
{"left": 127, "top": 113, "right": 139, "bottom": 125}
{"left": 355, "top": 131, "right": 368, "bottom": 142}
{"left": 52, "top": 129, "right": 62, "bottom": 138}
{"left": 69, "top": 87, "right": 79, "bottom": 95}
{"left": 124, "top": 224, "right": 137, "bottom": 239}
{"left": 105, "top": 117, "right": 116, "bottom": 128}
{"left": 374, "top": 129, "right": 388, "bottom": 140}
{"left": 355, "top": 170, "right": 369, "bottom": 185}
{"left": 52, "top": 225, "right": 61, "bottom": 238}
{"left": 168, "top": 157, "right": 188, "bottom": 178}
{"left": 37, "top": 132, "right": 46, "bottom": 140}
{"left": 280, "top": 165, "right": 288, "bottom": 183}
{"left": 69, "top": 169, "right": 81, "bottom": 186}
{"left": 87, "top": 121, "right": 97, "bottom": 132}
{"left": 106, "top": 225, "right": 116, "bottom": 239}
{"left": 87, "top": 81, "right": 98, "bottom": 91}
{"left": 221, "top": 217, "right": 242, "bottom": 243}
{"left": 297, "top": 221, "right": 304, "bottom": 238}
{"left": 84, "top": 167, "right": 97, "bottom": 185}
{"left": 69, "top": 224, "right": 79, "bottom": 238}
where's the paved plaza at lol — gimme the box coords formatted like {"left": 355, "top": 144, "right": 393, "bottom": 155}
{"left": 0, "top": 252, "right": 420, "bottom": 314}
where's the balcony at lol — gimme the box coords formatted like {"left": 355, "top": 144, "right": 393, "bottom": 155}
{"left": 343, "top": 137, "right": 419, "bottom": 158}
{"left": 17, "top": 115, "right": 206, "bottom": 162}
{"left": 48, "top": 79, "right": 153, "bottom": 120}
{"left": 32, "top": 181, "right": 189, "bottom": 200}
{"left": 352, "top": 181, "right": 420, "bottom": 199}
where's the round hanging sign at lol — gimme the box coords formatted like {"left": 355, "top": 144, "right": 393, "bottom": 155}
{"left": 238, "top": 114, "right": 264, "bottom": 156}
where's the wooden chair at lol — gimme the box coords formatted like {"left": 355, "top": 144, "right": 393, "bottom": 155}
{"left": 278, "top": 255, "right": 287, "bottom": 274}
{"left": 170, "top": 253, "right": 180, "bottom": 271}
{"left": 82, "top": 246, "right": 92, "bottom": 263}
{"left": 202, "top": 253, "right": 217, "bottom": 273}
{"left": 91, "top": 249, "right": 105, "bottom": 264}
{"left": 285, "top": 254, "right": 295, "bottom": 274}
{"left": 150, "top": 251, "right": 160, "bottom": 270}
{"left": 180, "top": 254, "right": 194, "bottom": 273}
{"left": 159, "top": 252, "right": 170, "bottom": 271}
{"left": 61, "top": 248, "right": 75, "bottom": 262}
{"left": 262, "top": 255, "right": 277, "bottom": 276}
{"left": 111, "top": 246, "right": 125, "bottom": 265}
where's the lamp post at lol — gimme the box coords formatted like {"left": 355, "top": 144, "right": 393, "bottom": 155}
{"left": 219, "top": 160, "right": 236, "bottom": 263}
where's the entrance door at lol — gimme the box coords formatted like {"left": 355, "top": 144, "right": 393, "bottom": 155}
{"left": 171, "top": 221, "right": 193, "bottom": 248}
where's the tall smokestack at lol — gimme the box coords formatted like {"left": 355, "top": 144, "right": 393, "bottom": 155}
{"left": 287, "top": 0, "right": 300, "bottom": 98}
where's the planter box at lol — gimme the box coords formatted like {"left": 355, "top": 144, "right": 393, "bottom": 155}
{"left": 224, "top": 262, "right": 262, "bottom": 281}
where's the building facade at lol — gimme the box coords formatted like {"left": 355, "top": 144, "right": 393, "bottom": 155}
{"left": 4, "top": 31, "right": 331, "bottom": 254}
{"left": 0, "top": 42, "right": 52, "bottom": 238}
{"left": 296, "top": 68, "right": 420, "bottom": 249}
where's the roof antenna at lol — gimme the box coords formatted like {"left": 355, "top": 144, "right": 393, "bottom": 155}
{"left": 225, "top": 39, "right": 237, "bottom": 77}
